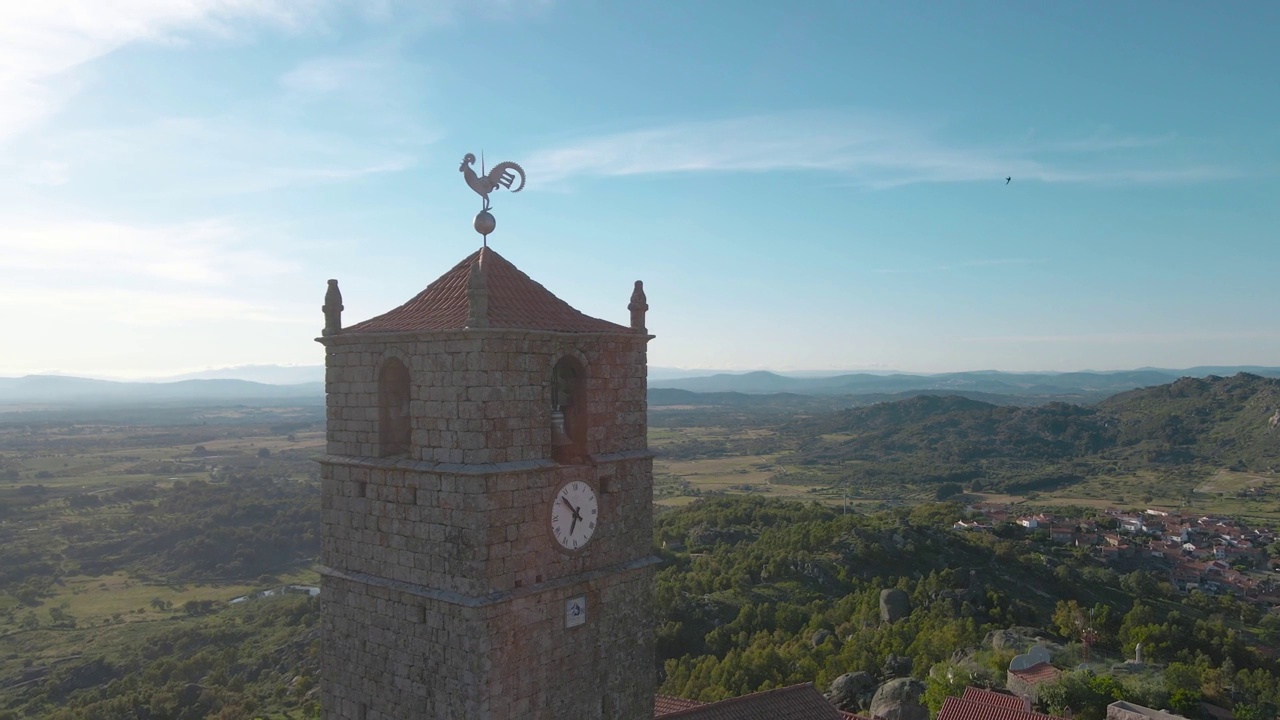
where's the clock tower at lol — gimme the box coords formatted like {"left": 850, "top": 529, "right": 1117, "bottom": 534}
{"left": 316, "top": 246, "right": 657, "bottom": 719}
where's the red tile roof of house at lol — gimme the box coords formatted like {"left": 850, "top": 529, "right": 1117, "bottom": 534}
{"left": 1007, "top": 662, "right": 1062, "bottom": 685}
{"left": 656, "top": 683, "right": 843, "bottom": 720}
{"left": 962, "top": 687, "right": 1027, "bottom": 710}
{"left": 344, "top": 247, "right": 631, "bottom": 334}
{"left": 938, "top": 696, "right": 1066, "bottom": 720}
{"left": 656, "top": 696, "right": 706, "bottom": 715}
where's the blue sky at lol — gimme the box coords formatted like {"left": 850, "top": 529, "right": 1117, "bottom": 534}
{"left": 2, "top": 1, "right": 1277, "bottom": 378}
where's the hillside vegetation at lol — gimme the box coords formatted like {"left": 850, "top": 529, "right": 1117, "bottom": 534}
{"left": 776, "top": 373, "right": 1280, "bottom": 493}
{"left": 4, "top": 375, "right": 1280, "bottom": 717}
{"left": 653, "top": 497, "right": 1280, "bottom": 719}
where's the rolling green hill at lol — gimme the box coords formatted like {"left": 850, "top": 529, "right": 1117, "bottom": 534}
{"left": 780, "top": 373, "right": 1280, "bottom": 492}
{"left": 1098, "top": 373, "right": 1280, "bottom": 468}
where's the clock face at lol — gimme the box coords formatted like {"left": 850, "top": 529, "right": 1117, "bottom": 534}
{"left": 550, "top": 480, "right": 598, "bottom": 551}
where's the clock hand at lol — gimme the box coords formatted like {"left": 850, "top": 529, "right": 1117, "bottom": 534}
{"left": 570, "top": 515, "right": 578, "bottom": 537}
{"left": 561, "top": 495, "right": 585, "bottom": 523}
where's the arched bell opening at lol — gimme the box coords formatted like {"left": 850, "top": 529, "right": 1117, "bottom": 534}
{"left": 551, "top": 356, "right": 588, "bottom": 464}
{"left": 378, "top": 358, "right": 412, "bottom": 458}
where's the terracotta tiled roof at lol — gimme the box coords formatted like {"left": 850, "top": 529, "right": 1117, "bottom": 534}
{"left": 344, "top": 247, "right": 631, "bottom": 334}
{"left": 962, "top": 687, "right": 1026, "bottom": 710}
{"left": 656, "top": 696, "right": 706, "bottom": 715}
{"left": 1007, "top": 662, "right": 1062, "bottom": 685}
{"left": 938, "top": 696, "right": 1066, "bottom": 720}
{"left": 657, "top": 683, "right": 843, "bottom": 720}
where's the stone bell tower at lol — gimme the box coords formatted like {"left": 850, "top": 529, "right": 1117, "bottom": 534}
{"left": 316, "top": 240, "right": 657, "bottom": 717}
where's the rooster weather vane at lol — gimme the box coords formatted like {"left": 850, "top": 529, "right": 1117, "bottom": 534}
{"left": 460, "top": 152, "right": 526, "bottom": 245}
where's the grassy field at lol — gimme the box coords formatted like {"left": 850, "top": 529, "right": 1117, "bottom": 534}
{"left": 649, "top": 426, "right": 968, "bottom": 508}
{"left": 656, "top": 423, "right": 1280, "bottom": 521}
{"left": 1198, "top": 468, "right": 1280, "bottom": 494}
{"left": 0, "top": 410, "right": 325, "bottom": 494}
{"left": 38, "top": 567, "right": 322, "bottom": 629}
{"left": 650, "top": 425, "right": 836, "bottom": 506}
{"left": 1, "top": 416, "right": 325, "bottom": 652}
{"left": 0, "top": 591, "right": 321, "bottom": 719}
{"left": 1038, "top": 470, "right": 1192, "bottom": 508}
{"left": 966, "top": 468, "right": 1280, "bottom": 525}
{"left": 654, "top": 453, "right": 827, "bottom": 506}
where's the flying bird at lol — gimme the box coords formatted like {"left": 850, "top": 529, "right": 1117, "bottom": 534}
{"left": 1005, "top": 176, "right": 1011, "bottom": 185}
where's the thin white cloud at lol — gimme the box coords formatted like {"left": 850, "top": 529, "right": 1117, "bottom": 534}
{"left": 0, "top": 0, "right": 336, "bottom": 145}
{"left": 1045, "top": 131, "right": 1179, "bottom": 153}
{"left": 15, "top": 114, "right": 419, "bottom": 196}
{"left": 961, "top": 330, "right": 1280, "bottom": 345}
{"left": 0, "top": 215, "right": 317, "bottom": 353}
{"left": 0, "top": 285, "right": 311, "bottom": 327}
{"left": 21, "top": 159, "right": 71, "bottom": 186}
{"left": 0, "top": 217, "right": 297, "bottom": 285}
{"left": 273, "top": 48, "right": 443, "bottom": 162}
{"left": 528, "top": 113, "right": 1234, "bottom": 189}
{"left": 280, "top": 54, "right": 388, "bottom": 96}
{"left": 874, "top": 258, "right": 1046, "bottom": 273}
{"left": 873, "top": 265, "right": 953, "bottom": 275}
{"left": 959, "top": 258, "right": 1048, "bottom": 268}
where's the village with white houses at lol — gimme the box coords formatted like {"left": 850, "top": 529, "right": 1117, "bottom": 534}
{"left": 955, "top": 504, "right": 1280, "bottom": 607}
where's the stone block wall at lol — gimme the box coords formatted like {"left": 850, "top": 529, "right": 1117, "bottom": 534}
{"left": 319, "top": 326, "right": 656, "bottom": 719}
{"left": 320, "top": 455, "right": 651, "bottom": 596}
{"left": 322, "top": 563, "right": 654, "bottom": 719}
{"left": 320, "top": 330, "right": 648, "bottom": 464}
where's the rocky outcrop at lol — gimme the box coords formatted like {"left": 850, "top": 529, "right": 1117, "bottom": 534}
{"left": 826, "top": 671, "right": 876, "bottom": 713}
{"left": 687, "top": 524, "right": 750, "bottom": 548}
{"left": 53, "top": 658, "right": 120, "bottom": 699}
{"left": 880, "top": 588, "right": 911, "bottom": 624}
{"left": 869, "top": 677, "right": 928, "bottom": 720}
{"left": 881, "top": 653, "right": 913, "bottom": 679}
{"left": 984, "top": 626, "right": 1049, "bottom": 653}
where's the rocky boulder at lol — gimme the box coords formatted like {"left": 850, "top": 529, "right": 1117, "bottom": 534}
{"left": 826, "top": 671, "right": 876, "bottom": 712}
{"left": 984, "top": 626, "right": 1046, "bottom": 653}
{"left": 880, "top": 588, "right": 911, "bottom": 624}
{"left": 869, "top": 677, "right": 928, "bottom": 720}
{"left": 686, "top": 524, "right": 749, "bottom": 548}
{"left": 881, "top": 653, "right": 913, "bottom": 679}
{"left": 54, "top": 659, "right": 120, "bottom": 698}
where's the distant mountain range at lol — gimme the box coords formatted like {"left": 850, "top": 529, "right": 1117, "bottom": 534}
{"left": 0, "top": 376, "right": 323, "bottom": 406}
{"left": 145, "top": 364, "right": 326, "bottom": 385}
{"left": 649, "top": 367, "right": 1280, "bottom": 401}
{"left": 3, "top": 365, "right": 1278, "bottom": 408}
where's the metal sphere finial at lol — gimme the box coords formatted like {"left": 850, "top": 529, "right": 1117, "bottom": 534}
{"left": 474, "top": 210, "right": 496, "bottom": 237}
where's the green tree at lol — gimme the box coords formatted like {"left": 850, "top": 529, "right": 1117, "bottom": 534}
{"left": 47, "top": 606, "right": 75, "bottom": 628}
{"left": 923, "top": 662, "right": 974, "bottom": 713}
{"left": 1039, "top": 670, "right": 1137, "bottom": 720}
{"left": 1054, "top": 600, "right": 1085, "bottom": 641}
{"left": 935, "top": 483, "right": 964, "bottom": 501}
{"left": 1120, "top": 570, "right": 1161, "bottom": 598}
{"left": 1259, "top": 613, "right": 1280, "bottom": 645}
{"left": 1119, "top": 602, "right": 1158, "bottom": 655}
{"left": 1168, "top": 688, "right": 1203, "bottom": 717}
